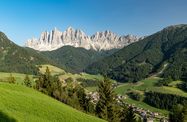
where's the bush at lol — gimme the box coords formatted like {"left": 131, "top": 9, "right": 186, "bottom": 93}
{"left": 127, "top": 91, "right": 143, "bottom": 101}
{"left": 155, "top": 76, "right": 173, "bottom": 86}
{"left": 77, "top": 78, "right": 98, "bottom": 87}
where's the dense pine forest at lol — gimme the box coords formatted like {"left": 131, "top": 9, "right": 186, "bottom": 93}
{"left": 86, "top": 25, "right": 187, "bottom": 83}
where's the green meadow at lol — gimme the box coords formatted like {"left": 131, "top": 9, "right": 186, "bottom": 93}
{"left": 0, "top": 82, "right": 105, "bottom": 122}
{"left": 114, "top": 76, "right": 187, "bottom": 116}
{"left": 0, "top": 72, "right": 34, "bottom": 84}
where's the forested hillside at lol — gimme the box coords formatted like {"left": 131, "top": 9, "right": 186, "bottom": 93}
{"left": 86, "top": 24, "right": 187, "bottom": 82}
{"left": 42, "top": 46, "right": 118, "bottom": 73}
{"left": 0, "top": 32, "right": 52, "bottom": 74}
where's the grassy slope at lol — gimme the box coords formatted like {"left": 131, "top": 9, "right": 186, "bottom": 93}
{"left": 0, "top": 64, "right": 107, "bottom": 92}
{"left": 125, "top": 97, "right": 168, "bottom": 116}
{"left": 0, "top": 72, "right": 34, "bottom": 84}
{"left": 39, "top": 64, "right": 66, "bottom": 75}
{"left": 39, "top": 64, "right": 114, "bottom": 92}
{"left": 115, "top": 77, "right": 187, "bottom": 97}
{"left": 0, "top": 82, "right": 105, "bottom": 122}
{"left": 39, "top": 64, "right": 103, "bottom": 80}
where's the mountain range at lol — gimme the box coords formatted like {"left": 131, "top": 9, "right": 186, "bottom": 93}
{"left": 25, "top": 27, "right": 141, "bottom": 51}
{"left": 0, "top": 31, "right": 117, "bottom": 73}
{"left": 0, "top": 24, "right": 186, "bottom": 83}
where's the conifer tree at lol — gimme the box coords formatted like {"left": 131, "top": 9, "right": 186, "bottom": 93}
{"left": 119, "top": 101, "right": 128, "bottom": 122}
{"left": 95, "top": 77, "right": 119, "bottom": 121}
{"left": 35, "top": 66, "right": 52, "bottom": 95}
{"left": 169, "top": 104, "right": 185, "bottom": 122}
{"left": 75, "top": 85, "right": 90, "bottom": 112}
{"left": 125, "top": 107, "right": 136, "bottom": 122}
{"left": 45, "top": 66, "right": 51, "bottom": 79}
{"left": 183, "top": 105, "right": 187, "bottom": 122}
{"left": 44, "top": 67, "right": 51, "bottom": 89}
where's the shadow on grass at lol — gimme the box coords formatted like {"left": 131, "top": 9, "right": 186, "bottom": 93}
{"left": 0, "top": 111, "right": 17, "bottom": 122}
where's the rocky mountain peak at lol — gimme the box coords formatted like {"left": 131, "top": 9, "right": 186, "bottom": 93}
{"left": 25, "top": 27, "right": 141, "bottom": 51}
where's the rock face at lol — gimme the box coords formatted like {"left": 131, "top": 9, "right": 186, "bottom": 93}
{"left": 25, "top": 27, "right": 141, "bottom": 51}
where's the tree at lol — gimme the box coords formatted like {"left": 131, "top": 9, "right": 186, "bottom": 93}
{"left": 119, "top": 101, "right": 128, "bottom": 122}
{"left": 169, "top": 104, "right": 185, "bottom": 122}
{"left": 125, "top": 107, "right": 136, "bottom": 122}
{"left": 8, "top": 74, "right": 16, "bottom": 84}
{"left": 183, "top": 105, "right": 187, "bottom": 122}
{"left": 178, "top": 81, "right": 187, "bottom": 92}
{"left": 24, "top": 74, "right": 32, "bottom": 87}
{"left": 35, "top": 67, "right": 53, "bottom": 95}
{"left": 75, "top": 85, "right": 90, "bottom": 112}
{"left": 118, "top": 100, "right": 137, "bottom": 122}
{"left": 45, "top": 66, "right": 51, "bottom": 77}
{"left": 156, "top": 76, "right": 173, "bottom": 86}
{"left": 127, "top": 91, "right": 143, "bottom": 101}
{"left": 95, "top": 77, "right": 119, "bottom": 121}
{"left": 44, "top": 66, "right": 52, "bottom": 92}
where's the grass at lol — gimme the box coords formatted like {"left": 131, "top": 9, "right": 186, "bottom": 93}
{"left": 168, "top": 80, "right": 183, "bottom": 87}
{"left": 0, "top": 64, "right": 110, "bottom": 96}
{"left": 1, "top": 64, "right": 184, "bottom": 120}
{"left": 39, "top": 64, "right": 108, "bottom": 93}
{"left": 39, "top": 64, "right": 116, "bottom": 92}
{"left": 59, "top": 72, "right": 103, "bottom": 81}
{"left": 85, "top": 86, "right": 98, "bottom": 92}
{"left": 39, "top": 64, "right": 65, "bottom": 75}
{"left": 114, "top": 76, "right": 187, "bottom": 116}
{"left": 124, "top": 97, "right": 169, "bottom": 116}
{"left": 114, "top": 77, "right": 160, "bottom": 95}
{"left": 39, "top": 64, "right": 105, "bottom": 82}
{"left": 0, "top": 72, "right": 34, "bottom": 84}
{"left": 151, "top": 86, "right": 187, "bottom": 97}
{"left": 0, "top": 82, "right": 105, "bottom": 122}
{"left": 114, "top": 77, "right": 187, "bottom": 97}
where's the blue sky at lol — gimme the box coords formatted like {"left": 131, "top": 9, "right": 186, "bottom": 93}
{"left": 0, "top": 0, "right": 187, "bottom": 46}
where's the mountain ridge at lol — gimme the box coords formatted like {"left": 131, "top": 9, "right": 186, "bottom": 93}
{"left": 25, "top": 27, "right": 141, "bottom": 51}
{"left": 0, "top": 32, "right": 53, "bottom": 74}
{"left": 0, "top": 31, "right": 117, "bottom": 74}
{"left": 41, "top": 46, "right": 118, "bottom": 73}
{"left": 85, "top": 24, "right": 187, "bottom": 82}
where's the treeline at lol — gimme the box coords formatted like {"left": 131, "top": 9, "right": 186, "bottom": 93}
{"left": 144, "top": 91, "right": 187, "bottom": 110}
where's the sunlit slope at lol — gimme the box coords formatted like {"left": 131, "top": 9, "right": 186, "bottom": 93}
{"left": 0, "top": 83, "right": 105, "bottom": 122}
